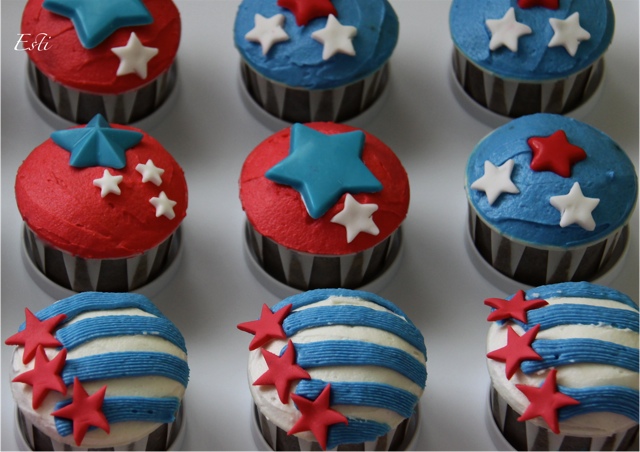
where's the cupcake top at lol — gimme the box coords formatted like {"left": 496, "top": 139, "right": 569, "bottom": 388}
{"left": 240, "top": 122, "right": 409, "bottom": 255}
{"left": 5, "top": 292, "right": 189, "bottom": 449}
{"left": 21, "top": 0, "right": 180, "bottom": 94}
{"left": 15, "top": 114, "right": 188, "bottom": 259}
{"left": 238, "top": 288, "right": 427, "bottom": 450}
{"left": 234, "top": 0, "right": 398, "bottom": 90}
{"left": 465, "top": 114, "right": 637, "bottom": 248}
{"left": 484, "top": 282, "right": 638, "bottom": 437}
{"left": 450, "top": 0, "right": 614, "bottom": 81}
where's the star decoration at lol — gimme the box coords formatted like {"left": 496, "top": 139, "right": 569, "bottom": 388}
{"left": 485, "top": 8, "right": 532, "bottom": 52}
{"left": 265, "top": 124, "right": 382, "bottom": 219}
{"left": 330, "top": 194, "right": 379, "bottom": 243}
{"left": 288, "top": 384, "right": 348, "bottom": 450}
{"left": 149, "top": 191, "right": 177, "bottom": 220}
{"left": 136, "top": 159, "right": 165, "bottom": 186}
{"left": 527, "top": 130, "right": 587, "bottom": 177}
{"left": 111, "top": 32, "right": 158, "bottom": 79}
{"left": 52, "top": 377, "right": 110, "bottom": 446}
{"left": 516, "top": 369, "right": 580, "bottom": 434}
{"left": 487, "top": 324, "right": 542, "bottom": 379}
{"left": 517, "top": 0, "right": 559, "bottom": 9}
{"left": 548, "top": 12, "right": 591, "bottom": 57}
{"left": 277, "top": 0, "right": 337, "bottom": 27}
{"left": 470, "top": 159, "right": 520, "bottom": 205}
{"left": 311, "top": 14, "right": 357, "bottom": 60}
{"left": 5, "top": 309, "right": 66, "bottom": 364}
{"left": 237, "top": 304, "right": 292, "bottom": 351}
{"left": 42, "top": 0, "right": 152, "bottom": 49}
{"left": 549, "top": 182, "right": 600, "bottom": 231}
{"left": 485, "top": 290, "right": 548, "bottom": 323}
{"left": 51, "top": 114, "right": 143, "bottom": 169}
{"left": 245, "top": 14, "right": 290, "bottom": 55}
{"left": 253, "top": 340, "right": 311, "bottom": 403}
{"left": 93, "top": 169, "right": 123, "bottom": 197}
{"left": 13, "top": 346, "right": 68, "bottom": 409}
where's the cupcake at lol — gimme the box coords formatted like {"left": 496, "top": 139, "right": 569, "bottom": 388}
{"left": 450, "top": 0, "right": 614, "bottom": 117}
{"left": 21, "top": 0, "right": 180, "bottom": 124}
{"left": 234, "top": 0, "right": 398, "bottom": 123}
{"left": 237, "top": 288, "right": 427, "bottom": 451}
{"left": 5, "top": 292, "right": 189, "bottom": 451}
{"left": 484, "top": 282, "right": 638, "bottom": 450}
{"left": 16, "top": 114, "right": 188, "bottom": 293}
{"left": 465, "top": 113, "right": 637, "bottom": 286}
{"left": 239, "top": 122, "right": 409, "bottom": 291}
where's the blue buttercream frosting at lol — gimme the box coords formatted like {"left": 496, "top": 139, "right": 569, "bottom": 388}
{"left": 234, "top": 0, "right": 398, "bottom": 90}
{"left": 450, "top": 0, "right": 615, "bottom": 81}
{"left": 466, "top": 114, "right": 637, "bottom": 248}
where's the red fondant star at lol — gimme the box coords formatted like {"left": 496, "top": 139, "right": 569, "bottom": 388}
{"left": 5, "top": 309, "right": 66, "bottom": 364}
{"left": 13, "top": 346, "right": 68, "bottom": 409}
{"left": 289, "top": 384, "right": 348, "bottom": 450}
{"left": 517, "top": 0, "right": 559, "bottom": 9}
{"left": 487, "top": 324, "right": 542, "bottom": 379}
{"left": 254, "top": 340, "right": 311, "bottom": 403}
{"left": 277, "top": 0, "right": 337, "bottom": 26}
{"left": 51, "top": 377, "right": 110, "bottom": 446}
{"left": 516, "top": 369, "right": 580, "bottom": 434}
{"left": 485, "top": 290, "right": 548, "bottom": 323}
{"left": 237, "top": 304, "right": 292, "bottom": 351}
{"left": 528, "top": 130, "right": 587, "bottom": 178}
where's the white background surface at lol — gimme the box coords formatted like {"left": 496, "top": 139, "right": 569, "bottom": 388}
{"left": 2, "top": 0, "right": 638, "bottom": 450}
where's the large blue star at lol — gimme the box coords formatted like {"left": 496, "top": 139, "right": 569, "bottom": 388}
{"left": 51, "top": 114, "right": 143, "bottom": 169}
{"left": 43, "top": 0, "right": 152, "bottom": 49}
{"left": 266, "top": 124, "right": 382, "bottom": 219}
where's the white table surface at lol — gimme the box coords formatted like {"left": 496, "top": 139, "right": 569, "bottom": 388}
{"left": 2, "top": 1, "right": 638, "bottom": 450}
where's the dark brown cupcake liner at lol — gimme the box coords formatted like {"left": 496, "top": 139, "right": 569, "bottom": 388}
{"left": 27, "top": 59, "right": 177, "bottom": 124}
{"left": 452, "top": 48, "right": 604, "bottom": 118}
{"left": 240, "top": 61, "right": 389, "bottom": 123}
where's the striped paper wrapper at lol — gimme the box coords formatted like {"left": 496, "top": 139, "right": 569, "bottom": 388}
{"left": 23, "top": 225, "right": 179, "bottom": 292}
{"left": 452, "top": 48, "right": 604, "bottom": 118}
{"left": 16, "top": 403, "right": 184, "bottom": 451}
{"left": 27, "top": 60, "right": 177, "bottom": 124}
{"left": 468, "top": 204, "right": 628, "bottom": 287}
{"left": 240, "top": 61, "right": 389, "bottom": 123}
{"left": 489, "top": 387, "right": 639, "bottom": 451}
{"left": 245, "top": 222, "right": 401, "bottom": 291}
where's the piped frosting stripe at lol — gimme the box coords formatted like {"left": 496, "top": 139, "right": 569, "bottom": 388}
{"left": 522, "top": 305, "right": 639, "bottom": 332}
{"left": 525, "top": 282, "right": 638, "bottom": 308}
{"left": 559, "top": 386, "right": 639, "bottom": 422}
{"left": 327, "top": 419, "right": 390, "bottom": 448}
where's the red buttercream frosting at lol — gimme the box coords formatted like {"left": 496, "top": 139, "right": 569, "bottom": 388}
{"left": 15, "top": 125, "right": 188, "bottom": 259}
{"left": 21, "top": 0, "right": 180, "bottom": 94}
{"left": 239, "top": 122, "right": 410, "bottom": 255}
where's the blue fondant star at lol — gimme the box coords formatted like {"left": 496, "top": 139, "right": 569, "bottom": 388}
{"left": 51, "top": 114, "right": 143, "bottom": 169}
{"left": 265, "top": 124, "right": 382, "bottom": 219}
{"left": 43, "top": 0, "right": 152, "bottom": 49}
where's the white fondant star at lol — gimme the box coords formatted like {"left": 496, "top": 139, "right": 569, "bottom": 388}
{"left": 470, "top": 159, "right": 520, "bottom": 205}
{"left": 92, "top": 169, "right": 123, "bottom": 197}
{"left": 548, "top": 12, "right": 591, "bottom": 57}
{"left": 245, "top": 13, "right": 289, "bottom": 55}
{"left": 150, "top": 191, "right": 177, "bottom": 220}
{"left": 111, "top": 32, "right": 159, "bottom": 79}
{"left": 549, "top": 182, "right": 599, "bottom": 231}
{"left": 330, "top": 194, "right": 379, "bottom": 243}
{"left": 311, "top": 14, "right": 357, "bottom": 60}
{"left": 485, "top": 7, "right": 532, "bottom": 52}
{"left": 135, "top": 159, "right": 165, "bottom": 186}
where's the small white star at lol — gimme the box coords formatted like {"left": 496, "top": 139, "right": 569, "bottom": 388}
{"left": 92, "top": 169, "right": 123, "bottom": 197}
{"left": 549, "top": 182, "right": 599, "bottom": 231}
{"left": 150, "top": 191, "right": 177, "bottom": 220}
{"left": 470, "top": 159, "right": 520, "bottom": 205}
{"left": 136, "top": 159, "right": 165, "bottom": 186}
{"left": 485, "top": 7, "right": 532, "bottom": 52}
{"left": 111, "top": 32, "right": 159, "bottom": 79}
{"left": 548, "top": 12, "right": 591, "bottom": 57}
{"left": 330, "top": 194, "right": 379, "bottom": 243}
{"left": 245, "top": 13, "right": 289, "bottom": 55}
{"left": 311, "top": 14, "right": 357, "bottom": 60}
